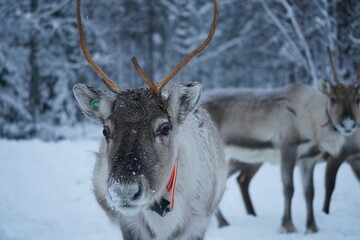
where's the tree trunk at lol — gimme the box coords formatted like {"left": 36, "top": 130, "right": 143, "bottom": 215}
{"left": 29, "top": 0, "right": 39, "bottom": 135}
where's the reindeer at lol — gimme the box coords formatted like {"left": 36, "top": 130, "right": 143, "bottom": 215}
{"left": 73, "top": 1, "right": 227, "bottom": 239}
{"left": 323, "top": 121, "right": 360, "bottom": 214}
{"left": 202, "top": 48, "right": 360, "bottom": 233}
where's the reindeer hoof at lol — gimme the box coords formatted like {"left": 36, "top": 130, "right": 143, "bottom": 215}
{"left": 218, "top": 221, "right": 230, "bottom": 228}
{"left": 305, "top": 223, "right": 319, "bottom": 234}
{"left": 278, "top": 224, "right": 297, "bottom": 234}
{"left": 215, "top": 210, "right": 230, "bottom": 228}
{"left": 247, "top": 210, "right": 257, "bottom": 217}
{"left": 323, "top": 207, "right": 330, "bottom": 214}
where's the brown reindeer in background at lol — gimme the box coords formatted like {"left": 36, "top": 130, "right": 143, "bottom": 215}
{"left": 323, "top": 58, "right": 360, "bottom": 214}
{"left": 202, "top": 48, "right": 360, "bottom": 233}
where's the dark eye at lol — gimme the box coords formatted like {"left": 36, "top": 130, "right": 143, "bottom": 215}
{"left": 103, "top": 126, "right": 110, "bottom": 139}
{"left": 330, "top": 97, "right": 337, "bottom": 104}
{"left": 159, "top": 122, "right": 171, "bottom": 136}
{"left": 357, "top": 98, "right": 360, "bottom": 105}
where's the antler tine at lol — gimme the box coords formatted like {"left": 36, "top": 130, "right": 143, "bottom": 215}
{"left": 156, "top": 0, "right": 219, "bottom": 94}
{"left": 131, "top": 57, "right": 158, "bottom": 93}
{"left": 350, "top": 60, "right": 360, "bottom": 87}
{"left": 76, "top": 0, "right": 120, "bottom": 94}
{"left": 326, "top": 46, "right": 341, "bottom": 86}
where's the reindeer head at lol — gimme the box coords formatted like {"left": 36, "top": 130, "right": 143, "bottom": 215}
{"left": 73, "top": 0, "right": 218, "bottom": 216}
{"left": 318, "top": 47, "right": 360, "bottom": 136}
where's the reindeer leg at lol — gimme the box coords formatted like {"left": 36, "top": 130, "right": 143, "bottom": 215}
{"left": 346, "top": 154, "right": 360, "bottom": 182}
{"left": 236, "top": 163, "right": 262, "bottom": 216}
{"left": 215, "top": 208, "right": 230, "bottom": 228}
{"left": 228, "top": 159, "right": 262, "bottom": 216}
{"left": 279, "top": 144, "right": 297, "bottom": 233}
{"left": 121, "top": 222, "right": 144, "bottom": 240}
{"left": 214, "top": 159, "right": 249, "bottom": 228}
{"left": 323, "top": 154, "right": 344, "bottom": 214}
{"left": 299, "top": 157, "right": 318, "bottom": 233}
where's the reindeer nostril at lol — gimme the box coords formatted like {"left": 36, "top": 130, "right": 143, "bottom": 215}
{"left": 132, "top": 184, "right": 142, "bottom": 200}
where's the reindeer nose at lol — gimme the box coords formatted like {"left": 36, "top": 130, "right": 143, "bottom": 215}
{"left": 340, "top": 116, "right": 355, "bottom": 130}
{"left": 107, "top": 182, "right": 143, "bottom": 204}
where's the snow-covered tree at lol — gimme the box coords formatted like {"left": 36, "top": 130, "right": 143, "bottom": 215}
{"left": 0, "top": 0, "right": 359, "bottom": 139}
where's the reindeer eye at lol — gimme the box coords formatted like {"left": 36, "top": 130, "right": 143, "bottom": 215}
{"left": 103, "top": 126, "right": 110, "bottom": 139}
{"left": 330, "top": 98, "right": 337, "bottom": 104}
{"left": 159, "top": 122, "right": 171, "bottom": 136}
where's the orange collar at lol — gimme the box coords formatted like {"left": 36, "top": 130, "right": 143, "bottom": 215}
{"left": 321, "top": 109, "right": 332, "bottom": 128}
{"left": 166, "top": 158, "right": 178, "bottom": 210}
{"left": 321, "top": 122, "right": 330, "bottom": 128}
{"left": 150, "top": 158, "right": 178, "bottom": 217}
{"left": 321, "top": 109, "right": 338, "bottom": 132}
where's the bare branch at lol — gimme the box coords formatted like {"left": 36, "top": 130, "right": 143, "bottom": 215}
{"left": 350, "top": 60, "right": 360, "bottom": 87}
{"left": 279, "top": 0, "right": 318, "bottom": 82}
{"left": 259, "top": 0, "right": 305, "bottom": 65}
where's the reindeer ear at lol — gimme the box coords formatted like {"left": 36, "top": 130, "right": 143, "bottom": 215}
{"left": 318, "top": 78, "right": 333, "bottom": 95}
{"left": 73, "top": 83, "right": 113, "bottom": 124}
{"left": 167, "top": 82, "right": 201, "bottom": 123}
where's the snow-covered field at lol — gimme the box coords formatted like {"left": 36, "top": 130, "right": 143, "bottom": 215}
{"left": 0, "top": 139, "right": 359, "bottom": 240}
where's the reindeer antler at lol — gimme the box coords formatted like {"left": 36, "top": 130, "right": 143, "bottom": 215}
{"left": 350, "top": 60, "right": 360, "bottom": 87}
{"left": 76, "top": 0, "right": 120, "bottom": 94}
{"left": 131, "top": 57, "right": 158, "bottom": 93}
{"left": 326, "top": 46, "right": 342, "bottom": 87}
{"left": 132, "top": 0, "right": 219, "bottom": 95}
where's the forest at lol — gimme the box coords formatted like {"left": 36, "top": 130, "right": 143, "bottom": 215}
{"left": 1, "top": 0, "right": 360, "bottom": 139}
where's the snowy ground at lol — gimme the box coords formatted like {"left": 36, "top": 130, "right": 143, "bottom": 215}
{"left": 0, "top": 139, "right": 359, "bottom": 240}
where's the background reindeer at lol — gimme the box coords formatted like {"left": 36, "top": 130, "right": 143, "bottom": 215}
{"left": 323, "top": 113, "right": 360, "bottom": 214}
{"left": 73, "top": 0, "right": 227, "bottom": 239}
{"left": 229, "top": 55, "right": 360, "bottom": 218}
{"left": 202, "top": 48, "right": 360, "bottom": 233}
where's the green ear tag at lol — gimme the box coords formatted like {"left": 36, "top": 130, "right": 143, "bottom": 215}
{"left": 90, "top": 99, "right": 100, "bottom": 110}
{"left": 322, "top": 82, "right": 328, "bottom": 90}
